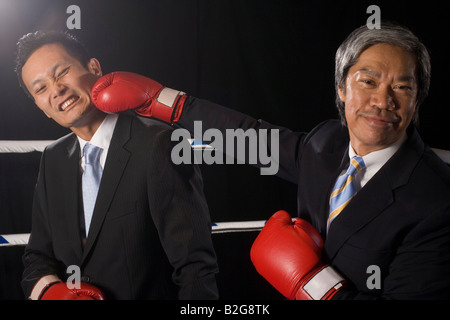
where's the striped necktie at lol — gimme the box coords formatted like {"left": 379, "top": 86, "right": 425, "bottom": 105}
{"left": 327, "top": 156, "right": 365, "bottom": 233}
{"left": 82, "top": 143, "right": 103, "bottom": 236}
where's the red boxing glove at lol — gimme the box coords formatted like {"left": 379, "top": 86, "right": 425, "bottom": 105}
{"left": 251, "top": 210, "right": 346, "bottom": 300}
{"left": 91, "top": 72, "right": 187, "bottom": 123}
{"left": 40, "top": 282, "right": 106, "bottom": 300}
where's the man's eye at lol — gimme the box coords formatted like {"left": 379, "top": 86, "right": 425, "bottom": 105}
{"left": 35, "top": 86, "right": 46, "bottom": 94}
{"left": 360, "top": 79, "right": 375, "bottom": 86}
{"left": 57, "top": 67, "right": 70, "bottom": 79}
{"left": 395, "top": 85, "right": 412, "bottom": 90}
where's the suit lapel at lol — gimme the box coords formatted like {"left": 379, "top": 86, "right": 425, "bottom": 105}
{"left": 63, "top": 136, "right": 84, "bottom": 262}
{"left": 324, "top": 170, "right": 394, "bottom": 260}
{"left": 324, "top": 126, "right": 424, "bottom": 261}
{"left": 311, "top": 149, "right": 350, "bottom": 236}
{"left": 82, "top": 115, "right": 132, "bottom": 262}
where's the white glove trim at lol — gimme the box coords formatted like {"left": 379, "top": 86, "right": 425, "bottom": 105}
{"left": 29, "top": 274, "right": 61, "bottom": 300}
{"left": 157, "top": 87, "right": 185, "bottom": 108}
{"left": 303, "top": 265, "right": 344, "bottom": 300}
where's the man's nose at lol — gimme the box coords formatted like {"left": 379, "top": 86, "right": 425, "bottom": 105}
{"left": 51, "top": 82, "right": 68, "bottom": 98}
{"left": 371, "top": 86, "right": 395, "bottom": 110}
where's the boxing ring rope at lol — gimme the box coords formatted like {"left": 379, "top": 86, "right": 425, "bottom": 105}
{"left": 1, "top": 139, "right": 450, "bottom": 247}
{"left": 0, "top": 140, "right": 54, "bottom": 153}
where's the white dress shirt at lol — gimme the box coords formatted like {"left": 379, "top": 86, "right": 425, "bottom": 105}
{"left": 77, "top": 114, "right": 119, "bottom": 171}
{"left": 349, "top": 134, "right": 407, "bottom": 190}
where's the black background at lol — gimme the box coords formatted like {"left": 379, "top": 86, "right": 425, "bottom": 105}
{"left": 0, "top": 0, "right": 449, "bottom": 300}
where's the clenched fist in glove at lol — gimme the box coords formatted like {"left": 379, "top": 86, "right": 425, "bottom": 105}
{"left": 39, "top": 281, "right": 106, "bottom": 300}
{"left": 91, "top": 72, "right": 187, "bottom": 123}
{"left": 251, "top": 210, "right": 346, "bottom": 300}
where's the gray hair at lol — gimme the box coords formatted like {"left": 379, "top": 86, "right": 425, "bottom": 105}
{"left": 335, "top": 22, "right": 431, "bottom": 126}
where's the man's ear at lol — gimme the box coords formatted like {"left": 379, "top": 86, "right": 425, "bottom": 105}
{"left": 87, "top": 58, "right": 102, "bottom": 77}
{"left": 337, "top": 86, "right": 346, "bottom": 103}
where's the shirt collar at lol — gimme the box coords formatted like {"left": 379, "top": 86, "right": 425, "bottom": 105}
{"left": 77, "top": 113, "right": 119, "bottom": 151}
{"left": 349, "top": 133, "right": 407, "bottom": 172}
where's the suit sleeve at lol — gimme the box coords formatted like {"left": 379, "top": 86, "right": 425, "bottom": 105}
{"left": 21, "top": 149, "right": 64, "bottom": 298}
{"left": 177, "top": 96, "right": 307, "bottom": 183}
{"left": 146, "top": 128, "right": 219, "bottom": 299}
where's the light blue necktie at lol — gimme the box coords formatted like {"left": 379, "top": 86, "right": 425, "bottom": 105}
{"left": 327, "top": 156, "right": 366, "bottom": 233}
{"left": 82, "top": 143, "right": 103, "bottom": 236}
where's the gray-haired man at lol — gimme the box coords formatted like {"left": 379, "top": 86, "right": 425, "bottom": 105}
{"left": 93, "top": 22, "right": 450, "bottom": 299}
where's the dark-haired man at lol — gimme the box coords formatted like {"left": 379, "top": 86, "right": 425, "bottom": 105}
{"left": 16, "top": 31, "right": 219, "bottom": 300}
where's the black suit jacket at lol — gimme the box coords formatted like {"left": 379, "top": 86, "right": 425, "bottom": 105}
{"left": 22, "top": 112, "right": 219, "bottom": 299}
{"left": 178, "top": 97, "right": 450, "bottom": 299}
